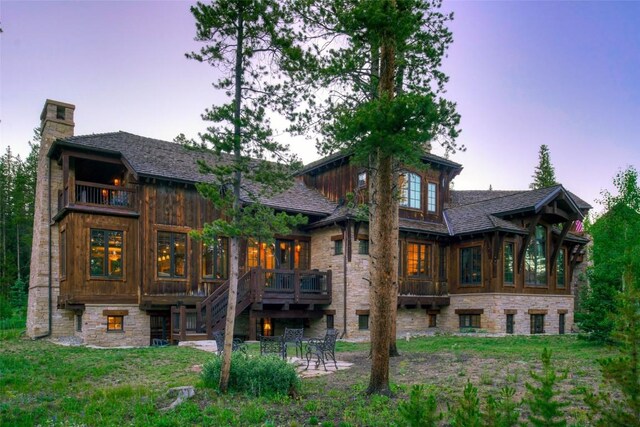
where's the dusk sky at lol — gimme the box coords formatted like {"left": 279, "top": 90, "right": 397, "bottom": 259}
{"left": 1, "top": 1, "right": 639, "bottom": 213}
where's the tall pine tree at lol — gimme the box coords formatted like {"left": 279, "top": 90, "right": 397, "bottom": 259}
{"left": 294, "top": 0, "right": 462, "bottom": 394}
{"left": 530, "top": 144, "right": 558, "bottom": 189}
{"left": 187, "top": 0, "right": 306, "bottom": 393}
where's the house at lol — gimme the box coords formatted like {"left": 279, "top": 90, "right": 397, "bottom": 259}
{"left": 27, "top": 99, "right": 590, "bottom": 347}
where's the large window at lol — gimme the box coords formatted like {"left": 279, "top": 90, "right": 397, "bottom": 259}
{"left": 295, "top": 241, "right": 310, "bottom": 270}
{"left": 407, "top": 243, "right": 431, "bottom": 277}
{"left": 504, "top": 242, "right": 514, "bottom": 285}
{"left": 460, "top": 246, "right": 482, "bottom": 285}
{"left": 90, "top": 229, "right": 123, "bottom": 278}
{"left": 427, "top": 182, "right": 437, "bottom": 212}
{"left": 525, "top": 225, "right": 547, "bottom": 286}
{"left": 556, "top": 249, "right": 566, "bottom": 288}
{"left": 202, "top": 238, "right": 228, "bottom": 280}
{"left": 400, "top": 172, "right": 421, "bottom": 209}
{"left": 157, "top": 232, "right": 187, "bottom": 278}
{"left": 459, "top": 314, "right": 481, "bottom": 329}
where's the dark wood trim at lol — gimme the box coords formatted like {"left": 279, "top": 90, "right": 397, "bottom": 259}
{"left": 323, "top": 309, "right": 336, "bottom": 315}
{"left": 102, "top": 309, "right": 129, "bottom": 316}
{"left": 550, "top": 221, "right": 572, "bottom": 270}
{"left": 62, "top": 149, "right": 123, "bottom": 165}
{"left": 355, "top": 309, "right": 370, "bottom": 315}
{"left": 504, "top": 309, "right": 518, "bottom": 314}
{"left": 330, "top": 234, "right": 343, "bottom": 241}
{"left": 557, "top": 309, "right": 568, "bottom": 314}
{"left": 528, "top": 309, "right": 548, "bottom": 315}
{"left": 455, "top": 308, "right": 484, "bottom": 315}
{"left": 518, "top": 214, "right": 542, "bottom": 274}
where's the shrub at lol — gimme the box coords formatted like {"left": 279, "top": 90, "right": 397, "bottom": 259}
{"left": 201, "top": 353, "right": 300, "bottom": 397}
{"left": 523, "top": 348, "right": 567, "bottom": 427}
{"left": 483, "top": 386, "right": 520, "bottom": 427}
{"left": 0, "top": 296, "right": 12, "bottom": 320}
{"left": 448, "top": 381, "right": 482, "bottom": 427}
{"left": 398, "top": 384, "right": 440, "bottom": 427}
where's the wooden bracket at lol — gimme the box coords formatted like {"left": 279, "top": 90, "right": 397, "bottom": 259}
{"left": 518, "top": 214, "right": 541, "bottom": 274}
{"left": 550, "top": 221, "right": 572, "bottom": 270}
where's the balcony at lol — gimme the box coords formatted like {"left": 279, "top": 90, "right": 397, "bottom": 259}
{"left": 398, "top": 278, "right": 450, "bottom": 308}
{"left": 56, "top": 181, "right": 137, "bottom": 218}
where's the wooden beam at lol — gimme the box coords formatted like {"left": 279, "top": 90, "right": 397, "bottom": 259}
{"left": 543, "top": 205, "right": 571, "bottom": 221}
{"left": 491, "top": 232, "right": 505, "bottom": 278}
{"left": 518, "top": 214, "right": 541, "bottom": 274}
{"left": 550, "top": 221, "right": 572, "bottom": 270}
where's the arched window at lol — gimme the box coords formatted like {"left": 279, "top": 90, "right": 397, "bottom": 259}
{"left": 525, "top": 225, "right": 547, "bottom": 285}
{"left": 400, "top": 172, "right": 421, "bottom": 209}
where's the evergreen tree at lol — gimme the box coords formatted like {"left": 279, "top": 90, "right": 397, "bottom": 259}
{"left": 294, "top": 0, "right": 462, "bottom": 395}
{"left": 449, "top": 381, "right": 482, "bottom": 427}
{"left": 523, "top": 348, "right": 567, "bottom": 427}
{"left": 187, "top": 0, "right": 306, "bottom": 393}
{"left": 530, "top": 144, "right": 557, "bottom": 189}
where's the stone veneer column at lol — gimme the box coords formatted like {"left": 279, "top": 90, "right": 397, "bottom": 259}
{"left": 26, "top": 100, "right": 76, "bottom": 338}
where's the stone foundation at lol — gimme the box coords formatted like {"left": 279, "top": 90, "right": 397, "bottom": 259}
{"left": 440, "top": 293, "right": 574, "bottom": 334}
{"left": 77, "top": 305, "right": 150, "bottom": 347}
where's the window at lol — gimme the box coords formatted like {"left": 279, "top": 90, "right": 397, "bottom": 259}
{"left": 357, "top": 171, "right": 367, "bottom": 188}
{"left": 504, "top": 242, "right": 514, "bottom": 285}
{"left": 60, "top": 229, "right": 67, "bottom": 279}
{"left": 157, "top": 232, "right": 187, "bottom": 278}
{"left": 358, "top": 314, "right": 369, "bottom": 330}
{"left": 90, "top": 229, "right": 123, "bottom": 278}
{"left": 459, "top": 314, "right": 481, "bottom": 329}
{"left": 428, "top": 314, "right": 437, "bottom": 328}
{"left": 75, "top": 314, "right": 82, "bottom": 332}
{"left": 400, "top": 172, "right": 421, "bottom": 209}
{"left": 559, "top": 313, "right": 566, "bottom": 335}
{"left": 530, "top": 314, "right": 545, "bottom": 334}
{"left": 506, "top": 314, "right": 514, "bottom": 334}
{"left": 326, "top": 314, "right": 334, "bottom": 329}
{"left": 427, "top": 182, "right": 437, "bottom": 212}
{"left": 334, "top": 240, "right": 343, "bottom": 256}
{"left": 294, "top": 241, "right": 310, "bottom": 270}
{"left": 407, "top": 243, "right": 431, "bottom": 277}
{"left": 525, "top": 225, "right": 547, "bottom": 286}
{"left": 556, "top": 249, "right": 566, "bottom": 288}
{"left": 438, "top": 246, "right": 447, "bottom": 280}
{"left": 202, "top": 238, "right": 228, "bottom": 280}
{"left": 460, "top": 246, "right": 482, "bottom": 285}
{"left": 107, "top": 315, "right": 123, "bottom": 332}
{"left": 358, "top": 239, "right": 369, "bottom": 255}
{"left": 247, "top": 239, "right": 275, "bottom": 269}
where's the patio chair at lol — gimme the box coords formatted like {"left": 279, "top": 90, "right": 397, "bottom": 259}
{"left": 283, "top": 327, "right": 304, "bottom": 358}
{"left": 305, "top": 328, "right": 339, "bottom": 371}
{"left": 259, "top": 335, "right": 285, "bottom": 359}
{"left": 212, "top": 330, "right": 247, "bottom": 356}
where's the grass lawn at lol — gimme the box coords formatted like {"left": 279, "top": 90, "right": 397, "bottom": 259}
{"left": 1, "top": 334, "right": 613, "bottom": 426}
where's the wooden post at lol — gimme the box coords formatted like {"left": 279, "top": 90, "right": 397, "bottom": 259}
{"left": 196, "top": 302, "right": 202, "bottom": 333}
{"left": 248, "top": 311, "right": 257, "bottom": 341}
{"left": 326, "top": 270, "right": 332, "bottom": 295}
{"left": 294, "top": 270, "right": 300, "bottom": 303}
{"left": 179, "top": 305, "right": 187, "bottom": 342}
{"left": 206, "top": 302, "right": 212, "bottom": 339}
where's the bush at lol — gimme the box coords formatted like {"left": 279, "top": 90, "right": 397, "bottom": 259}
{"left": 398, "top": 384, "right": 440, "bottom": 427}
{"left": 0, "top": 296, "right": 12, "bottom": 320}
{"left": 202, "top": 352, "right": 300, "bottom": 397}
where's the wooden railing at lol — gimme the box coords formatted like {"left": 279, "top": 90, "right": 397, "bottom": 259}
{"left": 75, "top": 181, "right": 136, "bottom": 210}
{"left": 171, "top": 267, "right": 332, "bottom": 341}
{"left": 399, "top": 279, "right": 448, "bottom": 296}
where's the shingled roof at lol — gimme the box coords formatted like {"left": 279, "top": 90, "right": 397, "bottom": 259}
{"left": 50, "top": 131, "right": 336, "bottom": 216}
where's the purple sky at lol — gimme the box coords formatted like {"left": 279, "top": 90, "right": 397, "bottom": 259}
{"left": 1, "top": 1, "right": 639, "bottom": 213}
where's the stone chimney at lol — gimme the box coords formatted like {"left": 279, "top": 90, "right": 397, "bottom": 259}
{"left": 26, "top": 100, "right": 76, "bottom": 338}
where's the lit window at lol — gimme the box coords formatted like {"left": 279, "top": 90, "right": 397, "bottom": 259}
{"left": 504, "top": 243, "right": 514, "bottom": 285}
{"left": 157, "top": 232, "right": 187, "bottom": 278}
{"left": 556, "top": 249, "right": 565, "bottom": 288}
{"left": 400, "top": 173, "right": 421, "bottom": 209}
{"left": 427, "top": 182, "right": 437, "bottom": 212}
{"left": 202, "top": 238, "right": 228, "bottom": 280}
{"left": 90, "top": 229, "right": 123, "bottom": 278}
{"left": 247, "top": 239, "right": 276, "bottom": 269}
{"left": 525, "top": 226, "right": 547, "bottom": 286}
{"left": 407, "top": 243, "right": 431, "bottom": 277}
{"left": 460, "top": 246, "right": 482, "bottom": 285}
{"left": 294, "top": 241, "right": 310, "bottom": 270}
{"left": 107, "top": 315, "right": 123, "bottom": 332}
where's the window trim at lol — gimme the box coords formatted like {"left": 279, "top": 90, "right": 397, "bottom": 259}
{"left": 106, "top": 315, "right": 124, "bottom": 332}
{"left": 202, "top": 238, "right": 229, "bottom": 280}
{"left": 334, "top": 239, "right": 344, "bottom": 256}
{"left": 503, "top": 241, "right": 515, "bottom": 286}
{"left": 406, "top": 241, "right": 432, "bottom": 278}
{"left": 459, "top": 245, "right": 482, "bottom": 286}
{"left": 459, "top": 314, "right": 481, "bottom": 330}
{"left": 400, "top": 172, "right": 422, "bottom": 210}
{"left": 89, "top": 228, "right": 125, "bottom": 280}
{"left": 156, "top": 230, "right": 188, "bottom": 281}
{"left": 358, "top": 314, "right": 369, "bottom": 330}
{"left": 530, "top": 314, "right": 545, "bottom": 334}
{"left": 427, "top": 182, "right": 437, "bottom": 213}
{"left": 525, "top": 225, "right": 548, "bottom": 287}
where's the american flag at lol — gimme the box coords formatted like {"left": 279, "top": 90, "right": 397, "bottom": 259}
{"left": 573, "top": 220, "right": 584, "bottom": 233}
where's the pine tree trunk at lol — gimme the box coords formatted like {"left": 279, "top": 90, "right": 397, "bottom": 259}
{"left": 367, "top": 6, "right": 397, "bottom": 392}
{"left": 219, "top": 5, "right": 244, "bottom": 394}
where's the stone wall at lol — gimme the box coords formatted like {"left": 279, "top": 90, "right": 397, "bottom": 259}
{"left": 440, "top": 293, "right": 574, "bottom": 334}
{"left": 78, "top": 305, "right": 150, "bottom": 347}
